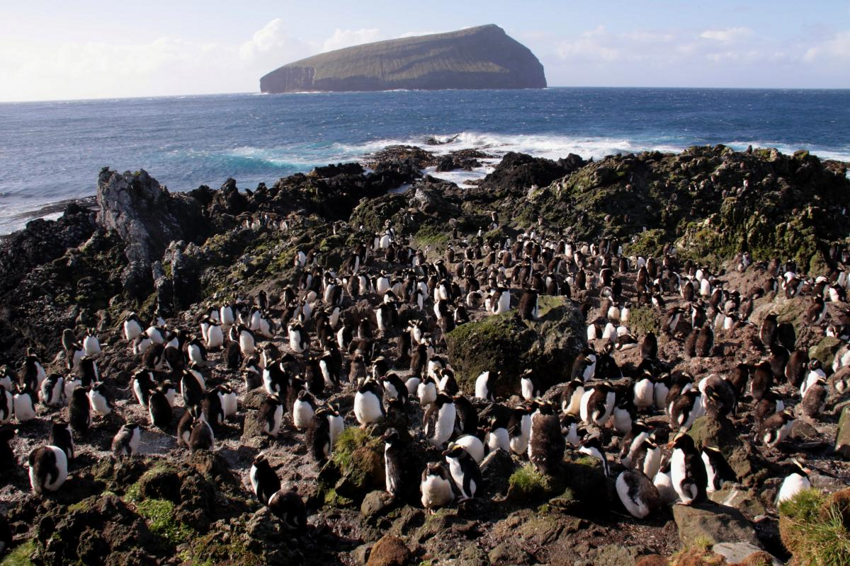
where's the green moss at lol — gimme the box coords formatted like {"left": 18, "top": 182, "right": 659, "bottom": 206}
{"left": 124, "top": 481, "right": 142, "bottom": 503}
{"left": 332, "top": 427, "right": 376, "bottom": 470}
{"left": 183, "top": 531, "right": 264, "bottom": 566}
{"left": 135, "top": 499, "right": 193, "bottom": 546}
{"left": 1, "top": 540, "right": 35, "bottom": 566}
{"left": 779, "top": 488, "right": 850, "bottom": 566}
{"left": 508, "top": 464, "right": 553, "bottom": 501}
{"left": 413, "top": 223, "right": 450, "bottom": 250}
{"left": 624, "top": 228, "right": 667, "bottom": 258}
{"left": 628, "top": 306, "right": 660, "bottom": 336}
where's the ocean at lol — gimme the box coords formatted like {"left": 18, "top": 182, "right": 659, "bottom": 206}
{"left": 0, "top": 87, "right": 848, "bottom": 235}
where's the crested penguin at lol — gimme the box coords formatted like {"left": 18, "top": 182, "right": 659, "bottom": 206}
{"left": 424, "top": 393, "right": 457, "bottom": 448}
{"left": 578, "top": 435, "right": 610, "bottom": 478}
{"left": 217, "top": 385, "right": 238, "bottom": 420}
{"left": 560, "top": 379, "right": 585, "bottom": 417}
{"left": 83, "top": 329, "right": 101, "bottom": 356}
{"left": 202, "top": 389, "right": 225, "bottom": 429}
{"left": 383, "top": 428, "right": 409, "bottom": 499}
{"left": 148, "top": 388, "right": 173, "bottom": 431}
{"left": 669, "top": 432, "right": 707, "bottom": 505}
{"left": 258, "top": 395, "right": 284, "bottom": 437}
{"left": 354, "top": 380, "right": 384, "bottom": 426}
{"left": 420, "top": 462, "right": 455, "bottom": 513}
{"left": 580, "top": 382, "right": 616, "bottom": 427}
{"left": 701, "top": 445, "right": 734, "bottom": 493}
{"left": 292, "top": 390, "right": 316, "bottom": 432}
{"left": 189, "top": 414, "right": 215, "bottom": 452}
{"left": 443, "top": 444, "right": 482, "bottom": 501}
{"left": 474, "top": 371, "right": 496, "bottom": 401}
{"left": 520, "top": 369, "right": 541, "bottom": 401}
{"left": 87, "top": 382, "right": 113, "bottom": 416}
{"left": 250, "top": 454, "right": 281, "bottom": 505}
{"left": 12, "top": 386, "right": 36, "bottom": 423}
{"left": 669, "top": 389, "right": 704, "bottom": 432}
{"left": 28, "top": 445, "right": 68, "bottom": 495}
{"left": 776, "top": 459, "right": 812, "bottom": 504}
{"left": 761, "top": 410, "right": 795, "bottom": 449}
{"left": 111, "top": 423, "right": 142, "bottom": 458}
{"left": 124, "top": 313, "right": 144, "bottom": 342}
{"left": 40, "top": 374, "right": 65, "bottom": 407}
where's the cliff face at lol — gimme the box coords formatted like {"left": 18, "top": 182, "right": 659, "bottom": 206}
{"left": 260, "top": 24, "right": 546, "bottom": 93}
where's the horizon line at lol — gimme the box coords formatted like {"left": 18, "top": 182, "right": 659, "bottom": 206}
{"left": 1, "top": 85, "right": 850, "bottom": 105}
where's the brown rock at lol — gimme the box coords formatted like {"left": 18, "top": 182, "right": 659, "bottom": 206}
{"left": 367, "top": 535, "right": 411, "bottom": 566}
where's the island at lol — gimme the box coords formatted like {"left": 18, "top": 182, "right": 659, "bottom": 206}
{"left": 259, "top": 24, "right": 547, "bottom": 93}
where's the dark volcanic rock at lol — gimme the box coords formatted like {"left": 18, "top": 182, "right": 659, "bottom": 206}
{"left": 261, "top": 25, "right": 546, "bottom": 93}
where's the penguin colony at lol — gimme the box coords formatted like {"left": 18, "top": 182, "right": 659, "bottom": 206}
{"left": 1, "top": 215, "right": 849, "bottom": 558}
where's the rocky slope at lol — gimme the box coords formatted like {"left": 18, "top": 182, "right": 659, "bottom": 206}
{"left": 0, "top": 145, "right": 848, "bottom": 566}
{"left": 260, "top": 25, "right": 547, "bottom": 93}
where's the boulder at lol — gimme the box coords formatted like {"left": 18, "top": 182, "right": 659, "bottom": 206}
{"left": 445, "top": 298, "right": 585, "bottom": 397}
{"left": 361, "top": 490, "right": 395, "bottom": 520}
{"left": 709, "top": 487, "right": 766, "bottom": 519}
{"left": 712, "top": 542, "right": 781, "bottom": 566}
{"left": 96, "top": 168, "right": 208, "bottom": 299}
{"left": 366, "top": 535, "right": 411, "bottom": 566}
{"left": 672, "top": 502, "right": 761, "bottom": 548}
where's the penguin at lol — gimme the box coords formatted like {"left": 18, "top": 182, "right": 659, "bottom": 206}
{"left": 63, "top": 330, "right": 86, "bottom": 371}
{"left": 40, "top": 374, "right": 65, "bottom": 408}
{"left": 267, "top": 490, "right": 307, "bottom": 532}
{"left": 420, "top": 462, "right": 455, "bottom": 514}
{"left": 202, "top": 390, "right": 226, "bottom": 429}
{"left": 669, "top": 389, "right": 704, "bottom": 432}
{"left": 560, "top": 379, "right": 585, "bottom": 417}
{"left": 417, "top": 376, "right": 438, "bottom": 407}
{"left": 571, "top": 352, "right": 597, "bottom": 382}
{"left": 148, "top": 388, "right": 173, "bottom": 431}
{"left": 353, "top": 380, "right": 384, "bottom": 426}
{"left": 761, "top": 410, "right": 795, "bottom": 449}
{"left": 177, "top": 408, "right": 195, "bottom": 447}
{"left": 28, "top": 445, "right": 68, "bottom": 495}
{"left": 383, "top": 428, "right": 407, "bottom": 498}
{"left": 83, "top": 329, "right": 101, "bottom": 356}
{"left": 580, "top": 382, "right": 616, "bottom": 427}
{"left": 307, "top": 407, "right": 334, "bottom": 462}
{"left": 87, "top": 382, "right": 113, "bottom": 417}
{"left": 701, "top": 445, "right": 734, "bottom": 493}
{"left": 181, "top": 368, "right": 206, "bottom": 410}
{"left": 695, "top": 324, "right": 714, "bottom": 357}
{"left": 443, "top": 444, "right": 482, "bottom": 502}
{"left": 518, "top": 290, "right": 539, "bottom": 321}
{"left": 474, "top": 371, "right": 496, "bottom": 402}
{"left": 21, "top": 353, "right": 45, "bottom": 392}
{"left": 528, "top": 401, "right": 565, "bottom": 476}
{"left": 381, "top": 373, "right": 408, "bottom": 407}
{"left": 289, "top": 323, "right": 309, "bottom": 354}
{"left": 12, "top": 386, "right": 36, "bottom": 423}
{"left": 616, "top": 469, "right": 662, "bottom": 519}
{"left": 292, "top": 390, "right": 316, "bottom": 432}
{"left": 250, "top": 454, "right": 281, "bottom": 505}
{"left": 801, "top": 376, "right": 828, "bottom": 419}
{"left": 48, "top": 420, "right": 75, "bottom": 461}
{"left": 217, "top": 385, "right": 238, "bottom": 420}
{"left": 612, "top": 395, "right": 636, "bottom": 435}
{"left": 485, "top": 415, "right": 511, "bottom": 454}
{"left": 750, "top": 361, "right": 773, "bottom": 402}
{"left": 578, "top": 435, "right": 610, "bottom": 478}
{"left": 760, "top": 313, "right": 778, "bottom": 348}
{"left": 186, "top": 338, "right": 207, "bottom": 365}
{"left": 258, "top": 394, "right": 284, "bottom": 438}
{"left": 124, "top": 313, "right": 144, "bottom": 342}
{"left": 669, "top": 432, "right": 708, "bottom": 505}
{"left": 508, "top": 405, "right": 532, "bottom": 456}
{"left": 189, "top": 414, "right": 215, "bottom": 452}
{"left": 111, "top": 423, "right": 142, "bottom": 458}
{"left": 641, "top": 332, "right": 658, "bottom": 360}
{"left": 453, "top": 434, "right": 485, "bottom": 464}
{"left": 424, "top": 393, "right": 456, "bottom": 449}
{"left": 205, "top": 321, "right": 224, "bottom": 350}
{"left": 0, "top": 385, "right": 12, "bottom": 425}
{"left": 237, "top": 326, "right": 256, "bottom": 357}
{"left": 633, "top": 371, "right": 655, "bottom": 411}
{"left": 776, "top": 460, "right": 812, "bottom": 505}
{"left": 520, "top": 369, "right": 541, "bottom": 401}
{"left": 653, "top": 463, "right": 679, "bottom": 505}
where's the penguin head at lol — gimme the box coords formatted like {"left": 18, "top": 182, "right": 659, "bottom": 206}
{"left": 791, "top": 458, "right": 812, "bottom": 476}
{"left": 442, "top": 443, "right": 467, "bottom": 460}
{"left": 669, "top": 431, "right": 696, "bottom": 451}
{"left": 382, "top": 428, "right": 400, "bottom": 446}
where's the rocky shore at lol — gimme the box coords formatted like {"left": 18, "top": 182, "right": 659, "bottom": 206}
{"left": 0, "top": 144, "right": 849, "bottom": 566}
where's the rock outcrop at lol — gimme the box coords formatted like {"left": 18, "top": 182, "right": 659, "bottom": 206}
{"left": 260, "top": 25, "right": 546, "bottom": 93}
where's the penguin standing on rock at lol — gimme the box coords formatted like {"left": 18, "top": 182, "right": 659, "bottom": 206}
{"left": 69, "top": 388, "right": 91, "bottom": 435}
{"left": 760, "top": 410, "right": 795, "bottom": 449}
{"left": 383, "top": 428, "right": 412, "bottom": 499}
{"left": 669, "top": 432, "right": 707, "bottom": 505}
{"left": 250, "top": 454, "right": 281, "bottom": 505}
{"left": 112, "top": 423, "right": 142, "bottom": 458}
{"left": 528, "top": 401, "right": 565, "bottom": 476}
{"left": 776, "top": 459, "right": 812, "bottom": 504}
{"left": 578, "top": 435, "right": 610, "bottom": 478}
{"left": 424, "top": 393, "right": 456, "bottom": 448}
{"left": 28, "top": 445, "right": 68, "bottom": 495}
{"left": 40, "top": 374, "right": 65, "bottom": 408}
{"left": 420, "top": 462, "right": 455, "bottom": 514}
{"left": 443, "top": 444, "right": 481, "bottom": 502}
{"left": 88, "top": 383, "right": 113, "bottom": 417}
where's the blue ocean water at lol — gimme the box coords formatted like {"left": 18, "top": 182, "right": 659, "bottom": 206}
{"left": 0, "top": 88, "right": 848, "bottom": 234}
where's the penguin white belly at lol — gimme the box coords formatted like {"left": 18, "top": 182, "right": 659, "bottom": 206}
{"left": 292, "top": 400, "right": 314, "bottom": 431}
{"left": 128, "top": 428, "right": 141, "bottom": 454}
{"left": 240, "top": 333, "right": 255, "bottom": 356}
{"left": 653, "top": 470, "right": 678, "bottom": 505}
{"left": 45, "top": 446, "right": 69, "bottom": 491}
{"left": 643, "top": 447, "right": 662, "bottom": 479}
{"left": 431, "top": 404, "right": 457, "bottom": 448}
{"left": 612, "top": 407, "right": 632, "bottom": 435}
{"left": 83, "top": 336, "right": 101, "bottom": 356}
{"left": 587, "top": 324, "right": 598, "bottom": 341}
{"left": 42, "top": 379, "right": 65, "bottom": 407}
{"left": 14, "top": 395, "right": 36, "bottom": 422}
{"left": 418, "top": 382, "right": 437, "bottom": 406}
{"left": 702, "top": 452, "right": 718, "bottom": 493}
{"left": 88, "top": 391, "right": 112, "bottom": 416}
{"left": 455, "top": 435, "right": 485, "bottom": 464}
{"left": 565, "top": 388, "right": 584, "bottom": 416}
{"left": 521, "top": 378, "right": 534, "bottom": 401}
{"left": 405, "top": 377, "right": 421, "bottom": 396}
{"left": 510, "top": 420, "right": 530, "bottom": 455}
{"left": 329, "top": 415, "right": 344, "bottom": 449}
{"left": 654, "top": 383, "right": 669, "bottom": 410}
{"left": 188, "top": 345, "right": 204, "bottom": 364}
{"left": 670, "top": 449, "right": 696, "bottom": 504}
{"left": 264, "top": 405, "right": 283, "bottom": 437}
{"left": 616, "top": 473, "right": 651, "bottom": 519}
{"left": 447, "top": 458, "right": 475, "bottom": 499}
{"left": 486, "top": 428, "right": 510, "bottom": 453}
{"left": 634, "top": 379, "right": 654, "bottom": 409}
{"left": 474, "top": 372, "right": 490, "bottom": 400}
{"left": 777, "top": 473, "right": 811, "bottom": 504}
{"left": 354, "top": 392, "right": 383, "bottom": 424}
{"left": 579, "top": 389, "right": 594, "bottom": 423}
{"left": 124, "top": 320, "right": 142, "bottom": 341}
{"left": 421, "top": 475, "right": 454, "bottom": 509}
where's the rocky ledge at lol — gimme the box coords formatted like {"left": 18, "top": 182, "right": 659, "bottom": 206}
{"left": 0, "top": 144, "right": 848, "bottom": 565}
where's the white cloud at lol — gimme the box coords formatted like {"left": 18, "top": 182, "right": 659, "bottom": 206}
{"left": 557, "top": 26, "right": 620, "bottom": 62}
{"left": 700, "top": 27, "right": 753, "bottom": 42}
{"left": 804, "top": 31, "right": 850, "bottom": 61}
{"left": 321, "top": 28, "right": 382, "bottom": 52}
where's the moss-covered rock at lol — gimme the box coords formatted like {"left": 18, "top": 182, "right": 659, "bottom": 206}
{"left": 779, "top": 488, "right": 850, "bottom": 565}
{"left": 445, "top": 299, "right": 585, "bottom": 397}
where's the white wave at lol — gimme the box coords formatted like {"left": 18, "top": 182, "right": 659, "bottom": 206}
{"left": 726, "top": 140, "right": 850, "bottom": 163}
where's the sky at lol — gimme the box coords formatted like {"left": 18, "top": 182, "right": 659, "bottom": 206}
{"left": 1, "top": 0, "right": 849, "bottom": 102}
